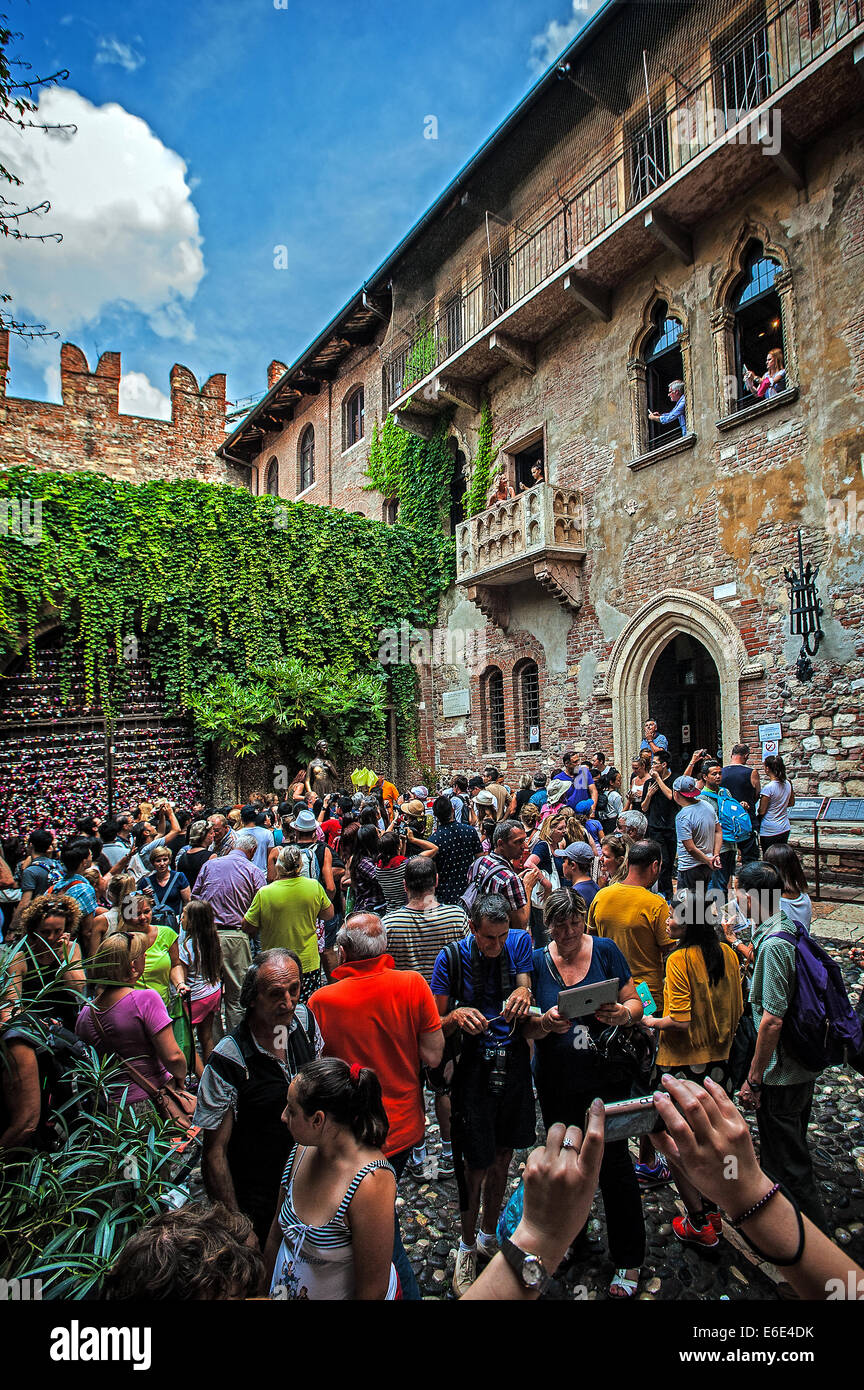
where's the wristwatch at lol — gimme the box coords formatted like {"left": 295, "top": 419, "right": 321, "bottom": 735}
{"left": 500, "top": 1235, "right": 551, "bottom": 1293}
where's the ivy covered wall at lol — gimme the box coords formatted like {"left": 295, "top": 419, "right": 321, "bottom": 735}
{"left": 0, "top": 466, "right": 455, "bottom": 774}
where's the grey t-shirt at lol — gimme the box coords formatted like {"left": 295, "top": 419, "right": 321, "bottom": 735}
{"left": 675, "top": 800, "right": 718, "bottom": 869}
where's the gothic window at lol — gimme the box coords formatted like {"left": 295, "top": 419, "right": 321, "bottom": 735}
{"left": 731, "top": 246, "right": 785, "bottom": 408}
{"left": 627, "top": 293, "right": 692, "bottom": 461}
{"left": 645, "top": 306, "right": 685, "bottom": 448}
{"left": 265, "top": 457, "right": 279, "bottom": 496}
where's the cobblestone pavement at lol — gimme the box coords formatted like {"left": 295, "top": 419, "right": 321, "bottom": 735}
{"left": 399, "top": 943, "right": 864, "bottom": 1301}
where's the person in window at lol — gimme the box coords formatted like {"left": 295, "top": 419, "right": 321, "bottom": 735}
{"left": 487, "top": 471, "right": 515, "bottom": 507}
{"left": 648, "top": 379, "right": 686, "bottom": 437}
{"left": 744, "top": 348, "right": 785, "bottom": 401}
{"left": 518, "top": 461, "right": 544, "bottom": 493}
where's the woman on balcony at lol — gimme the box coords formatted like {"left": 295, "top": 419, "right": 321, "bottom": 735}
{"left": 487, "top": 471, "right": 515, "bottom": 507}
{"left": 518, "top": 461, "right": 545, "bottom": 492}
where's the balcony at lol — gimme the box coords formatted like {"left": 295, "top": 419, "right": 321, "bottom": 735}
{"left": 384, "top": 0, "right": 864, "bottom": 425}
{"left": 456, "top": 482, "right": 587, "bottom": 630}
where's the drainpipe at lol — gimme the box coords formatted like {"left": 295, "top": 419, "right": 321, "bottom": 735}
{"left": 328, "top": 379, "right": 333, "bottom": 507}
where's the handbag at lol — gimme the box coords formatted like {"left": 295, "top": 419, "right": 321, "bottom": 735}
{"left": 595, "top": 1022, "right": 659, "bottom": 1088}
{"left": 90, "top": 1003, "right": 198, "bottom": 1136}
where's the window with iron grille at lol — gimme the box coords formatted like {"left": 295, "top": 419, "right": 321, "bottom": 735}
{"left": 442, "top": 292, "right": 462, "bottom": 357}
{"left": 627, "top": 108, "right": 669, "bottom": 208}
{"left": 484, "top": 668, "right": 506, "bottom": 753}
{"left": 265, "top": 457, "right": 279, "bottom": 496}
{"left": 713, "top": 12, "right": 771, "bottom": 126}
{"left": 343, "top": 387, "right": 365, "bottom": 450}
{"left": 518, "top": 662, "right": 540, "bottom": 749}
{"left": 483, "top": 240, "right": 510, "bottom": 326}
{"left": 298, "top": 426, "right": 314, "bottom": 492}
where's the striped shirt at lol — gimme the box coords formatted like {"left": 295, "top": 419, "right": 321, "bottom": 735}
{"left": 382, "top": 901, "right": 469, "bottom": 982}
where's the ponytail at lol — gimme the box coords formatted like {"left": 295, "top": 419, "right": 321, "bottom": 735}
{"left": 293, "top": 1057, "right": 389, "bottom": 1149}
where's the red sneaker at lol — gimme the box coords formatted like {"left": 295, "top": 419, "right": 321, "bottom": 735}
{"left": 703, "top": 1209, "right": 723, "bottom": 1235}
{"left": 672, "top": 1214, "right": 720, "bottom": 1249}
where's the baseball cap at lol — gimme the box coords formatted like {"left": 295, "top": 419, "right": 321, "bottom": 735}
{"left": 410, "top": 785, "right": 429, "bottom": 800}
{"left": 672, "top": 775, "right": 701, "bottom": 800}
{"left": 574, "top": 799, "right": 594, "bottom": 816}
{"left": 559, "top": 842, "right": 595, "bottom": 866}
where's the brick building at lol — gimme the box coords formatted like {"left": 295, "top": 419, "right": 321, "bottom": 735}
{"left": 0, "top": 331, "right": 245, "bottom": 486}
{"left": 223, "top": 0, "right": 864, "bottom": 798}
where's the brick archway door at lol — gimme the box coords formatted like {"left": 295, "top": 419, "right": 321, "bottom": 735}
{"left": 602, "top": 589, "right": 764, "bottom": 770}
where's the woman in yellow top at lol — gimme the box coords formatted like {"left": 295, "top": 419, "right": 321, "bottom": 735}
{"left": 643, "top": 890, "right": 743, "bottom": 1250}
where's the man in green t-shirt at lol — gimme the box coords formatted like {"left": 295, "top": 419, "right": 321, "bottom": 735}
{"left": 244, "top": 846, "right": 334, "bottom": 1002}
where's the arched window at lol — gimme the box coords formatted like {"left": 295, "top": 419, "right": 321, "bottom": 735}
{"left": 481, "top": 667, "right": 506, "bottom": 754}
{"left": 514, "top": 659, "right": 540, "bottom": 749}
{"left": 264, "top": 457, "right": 279, "bottom": 496}
{"left": 343, "top": 386, "right": 365, "bottom": 450}
{"left": 627, "top": 291, "right": 692, "bottom": 461}
{"left": 731, "top": 246, "right": 785, "bottom": 409}
{"left": 382, "top": 498, "right": 399, "bottom": 525}
{"left": 644, "top": 304, "right": 685, "bottom": 448}
{"left": 298, "top": 426, "right": 315, "bottom": 492}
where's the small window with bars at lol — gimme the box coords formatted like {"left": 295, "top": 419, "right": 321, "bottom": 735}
{"left": 483, "top": 668, "right": 506, "bottom": 753}
{"left": 518, "top": 661, "right": 540, "bottom": 749}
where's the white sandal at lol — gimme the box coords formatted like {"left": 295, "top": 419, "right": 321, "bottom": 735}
{"left": 608, "top": 1268, "right": 639, "bottom": 1298}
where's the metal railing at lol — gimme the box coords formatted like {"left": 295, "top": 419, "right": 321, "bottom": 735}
{"left": 384, "top": 0, "right": 861, "bottom": 407}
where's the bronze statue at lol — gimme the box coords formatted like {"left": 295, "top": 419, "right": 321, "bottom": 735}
{"left": 305, "top": 739, "right": 337, "bottom": 799}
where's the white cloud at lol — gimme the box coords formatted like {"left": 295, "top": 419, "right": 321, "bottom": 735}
{"left": 0, "top": 88, "right": 204, "bottom": 342}
{"left": 529, "top": 1, "right": 604, "bottom": 74}
{"left": 119, "top": 370, "right": 171, "bottom": 419}
{"left": 95, "top": 37, "right": 145, "bottom": 73}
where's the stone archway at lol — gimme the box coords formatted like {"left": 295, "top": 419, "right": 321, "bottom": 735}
{"left": 600, "top": 589, "right": 764, "bottom": 768}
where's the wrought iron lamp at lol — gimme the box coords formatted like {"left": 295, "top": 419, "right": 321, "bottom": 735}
{"left": 783, "top": 529, "right": 823, "bottom": 681}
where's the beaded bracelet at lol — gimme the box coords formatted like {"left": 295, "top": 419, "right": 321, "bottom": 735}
{"left": 730, "top": 1181, "right": 779, "bottom": 1228}
{"left": 731, "top": 1184, "right": 806, "bottom": 1267}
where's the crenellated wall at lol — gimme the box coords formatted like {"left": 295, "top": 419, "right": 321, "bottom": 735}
{"left": 0, "top": 332, "right": 248, "bottom": 487}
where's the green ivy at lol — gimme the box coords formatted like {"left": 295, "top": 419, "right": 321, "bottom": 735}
{"left": 0, "top": 467, "right": 455, "bottom": 763}
{"left": 389, "top": 662, "right": 419, "bottom": 764}
{"left": 465, "top": 398, "right": 498, "bottom": 517}
{"left": 364, "top": 410, "right": 456, "bottom": 537}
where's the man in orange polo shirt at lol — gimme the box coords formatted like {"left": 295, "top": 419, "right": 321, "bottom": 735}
{"left": 309, "top": 911, "right": 443, "bottom": 1300}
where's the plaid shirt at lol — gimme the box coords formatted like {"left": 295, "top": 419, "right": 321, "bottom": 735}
{"left": 470, "top": 853, "right": 527, "bottom": 913}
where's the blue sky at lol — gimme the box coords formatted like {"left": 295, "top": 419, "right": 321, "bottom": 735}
{"left": 1, "top": 0, "right": 600, "bottom": 416}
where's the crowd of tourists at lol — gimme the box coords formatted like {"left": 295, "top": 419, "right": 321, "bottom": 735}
{"left": 0, "top": 722, "right": 862, "bottom": 1302}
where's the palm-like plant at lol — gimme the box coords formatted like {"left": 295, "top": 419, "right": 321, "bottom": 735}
{"left": 0, "top": 953, "right": 194, "bottom": 1299}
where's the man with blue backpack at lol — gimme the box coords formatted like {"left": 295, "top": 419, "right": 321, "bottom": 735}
{"left": 736, "top": 861, "right": 863, "bottom": 1233}
{"left": 699, "top": 761, "right": 757, "bottom": 892}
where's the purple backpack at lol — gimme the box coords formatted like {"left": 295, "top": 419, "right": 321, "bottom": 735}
{"left": 772, "top": 924, "right": 863, "bottom": 1072}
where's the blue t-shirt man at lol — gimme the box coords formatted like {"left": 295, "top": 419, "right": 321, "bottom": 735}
{"left": 430, "top": 930, "right": 533, "bottom": 1045}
